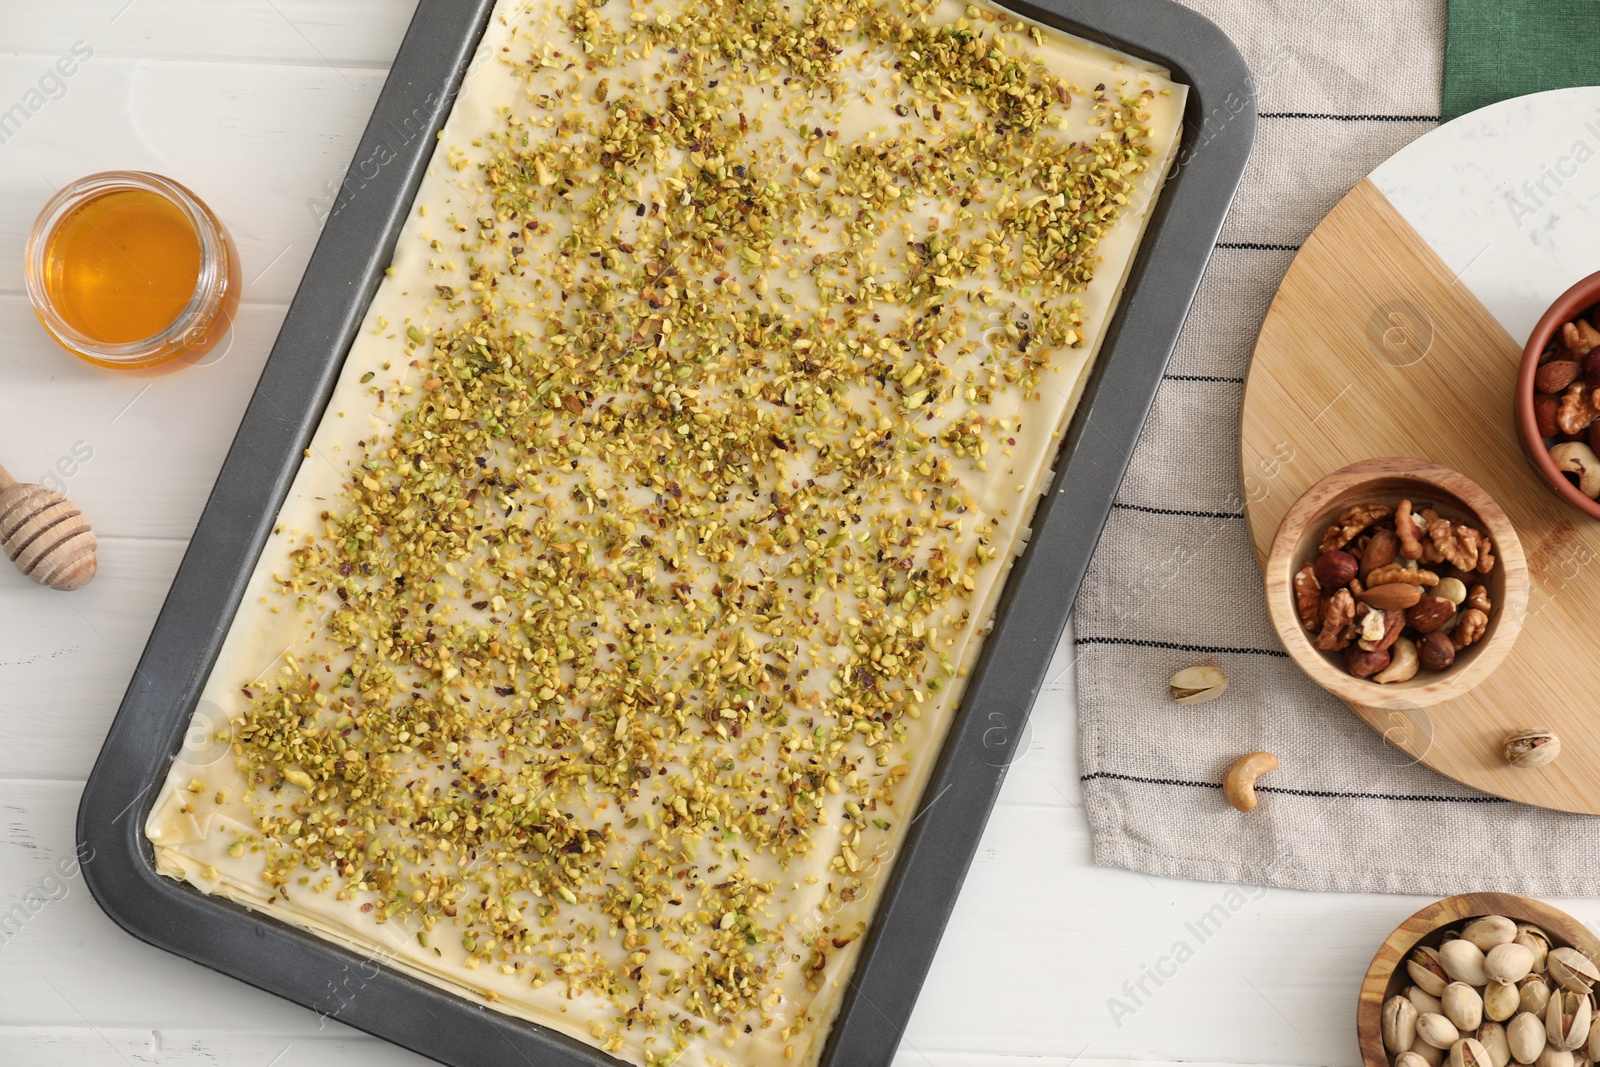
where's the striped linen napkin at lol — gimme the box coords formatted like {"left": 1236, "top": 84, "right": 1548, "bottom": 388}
{"left": 1073, "top": 0, "right": 1600, "bottom": 895}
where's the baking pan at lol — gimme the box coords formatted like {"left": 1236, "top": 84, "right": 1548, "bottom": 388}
{"left": 77, "top": 0, "right": 1254, "bottom": 1063}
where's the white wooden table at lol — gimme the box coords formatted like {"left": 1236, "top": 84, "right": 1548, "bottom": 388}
{"left": 0, "top": 3, "right": 1560, "bottom": 1065}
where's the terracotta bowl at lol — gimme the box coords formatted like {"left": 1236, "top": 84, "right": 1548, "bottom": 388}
{"left": 1356, "top": 892, "right": 1599, "bottom": 1067}
{"left": 1263, "top": 458, "right": 1526, "bottom": 709}
{"left": 1516, "top": 268, "right": 1600, "bottom": 521}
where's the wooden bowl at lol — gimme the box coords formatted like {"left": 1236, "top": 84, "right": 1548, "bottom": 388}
{"left": 1264, "top": 458, "right": 1527, "bottom": 708}
{"left": 1357, "top": 892, "right": 1600, "bottom": 1067}
{"left": 1516, "top": 268, "right": 1600, "bottom": 521}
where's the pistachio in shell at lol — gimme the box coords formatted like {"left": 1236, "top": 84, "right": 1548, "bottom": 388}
{"left": 1515, "top": 925, "right": 1552, "bottom": 974}
{"left": 1395, "top": 1053, "right": 1433, "bottom": 1067}
{"left": 1409, "top": 983, "right": 1446, "bottom": 1017}
{"left": 1440, "top": 939, "right": 1490, "bottom": 986}
{"left": 1519, "top": 974, "right": 1552, "bottom": 1016}
{"left": 1548, "top": 988, "right": 1593, "bottom": 1051}
{"left": 1410, "top": 945, "right": 1452, "bottom": 997}
{"left": 1385, "top": 994, "right": 1421, "bottom": 1053}
{"left": 1463, "top": 915, "right": 1518, "bottom": 951}
{"left": 1486, "top": 942, "right": 1536, "bottom": 985}
{"left": 1474, "top": 1021, "right": 1511, "bottom": 1067}
{"left": 1549, "top": 947, "right": 1600, "bottom": 993}
{"left": 1449, "top": 1037, "right": 1491, "bottom": 1067}
{"left": 1508, "top": 1010, "right": 1546, "bottom": 1063}
{"left": 1483, "top": 980, "right": 1520, "bottom": 1024}
{"left": 1534, "top": 1045, "right": 1574, "bottom": 1067}
{"left": 1418, "top": 1012, "right": 1463, "bottom": 1049}
{"left": 1503, "top": 730, "right": 1561, "bottom": 769}
{"left": 1443, "top": 981, "right": 1485, "bottom": 1031}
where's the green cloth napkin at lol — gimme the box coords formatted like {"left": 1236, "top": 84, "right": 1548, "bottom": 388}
{"left": 1444, "top": 0, "right": 1600, "bottom": 120}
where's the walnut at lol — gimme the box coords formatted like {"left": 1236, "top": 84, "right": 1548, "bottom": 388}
{"left": 1365, "top": 562, "right": 1440, "bottom": 587}
{"left": 1467, "top": 584, "right": 1492, "bottom": 613}
{"left": 1314, "top": 588, "right": 1355, "bottom": 650}
{"left": 1475, "top": 536, "right": 1495, "bottom": 574}
{"left": 1319, "top": 503, "right": 1392, "bottom": 553}
{"left": 1563, "top": 319, "right": 1600, "bottom": 359}
{"left": 1293, "top": 564, "right": 1321, "bottom": 630}
{"left": 1427, "top": 518, "right": 1482, "bottom": 572}
{"left": 1558, "top": 381, "right": 1597, "bottom": 435}
{"left": 1395, "top": 500, "right": 1424, "bottom": 560}
{"left": 1451, "top": 607, "right": 1488, "bottom": 650}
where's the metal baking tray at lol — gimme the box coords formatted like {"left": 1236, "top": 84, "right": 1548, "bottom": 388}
{"left": 78, "top": 1, "right": 1253, "bottom": 1063}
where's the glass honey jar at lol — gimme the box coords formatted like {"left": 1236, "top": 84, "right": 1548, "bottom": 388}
{"left": 25, "top": 171, "right": 240, "bottom": 370}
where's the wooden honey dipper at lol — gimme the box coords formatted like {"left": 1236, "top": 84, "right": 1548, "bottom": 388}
{"left": 0, "top": 461, "right": 97, "bottom": 590}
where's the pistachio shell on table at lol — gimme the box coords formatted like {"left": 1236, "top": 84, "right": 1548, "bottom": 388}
{"left": 1487, "top": 943, "right": 1537, "bottom": 985}
{"left": 1450, "top": 1037, "right": 1493, "bottom": 1067}
{"left": 1465, "top": 917, "right": 1520, "bottom": 952}
{"left": 1444, "top": 982, "right": 1485, "bottom": 1031}
{"left": 1476, "top": 1021, "right": 1511, "bottom": 1067}
{"left": 1442, "top": 939, "right": 1491, "bottom": 986}
{"left": 1419, "top": 1012, "right": 1465, "bottom": 1049}
{"left": 1410, "top": 945, "right": 1453, "bottom": 997}
{"left": 1549, "top": 947, "right": 1600, "bottom": 993}
{"left": 1169, "top": 664, "right": 1228, "bottom": 705}
{"left": 1521, "top": 975, "right": 1553, "bottom": 1016}
{"left": 1385, "top": 994, "right": 1422, "bottom": 1053}
{"left": 1549, "top": 989, "right": 1593, "bottom": 1051}
{"left": 1485, "top": 980, "right": 1520, "bottom": 1023}
{"left": 1516, "top": 926, "right": 1552, "bottom": 974}
{"left": 1509, "top": 1010, "right": 1547, "bottom": 1063}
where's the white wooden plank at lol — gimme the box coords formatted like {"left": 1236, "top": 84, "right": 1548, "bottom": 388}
{"left": 0, "top": 294, "right": 280, "bottom": 541}
{"left": 0, "top": 538, "right": 183, "bottom": 780}
{"left": 3, "top": 1, "right": 415, "bottom": 67}
{"left": 0, "top": 56, "right": 389, "bottom": 305}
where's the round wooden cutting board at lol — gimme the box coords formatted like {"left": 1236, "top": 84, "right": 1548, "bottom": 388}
{"left": 1242, "top": 87, "right": 1600, "bottom": 813}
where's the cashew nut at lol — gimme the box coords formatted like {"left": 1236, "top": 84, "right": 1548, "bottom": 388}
{"left": 1550, "top": 441, "right": 1600, "bottom": 498}
{"left": 1222, "top": 751, "right": 1278, "bottom": 812}
{"left": 1374, "top": 635, "right": 1419, "bottom": 683}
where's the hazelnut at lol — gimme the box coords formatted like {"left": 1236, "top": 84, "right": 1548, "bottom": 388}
{"left": 1418, "top": 630, "right": 1456, "bottom": 671}
{"left": 1407, "top": 596, "right": 1457, "bottom": 633}
{"left": 1346, "top": 645, "right": 1392, "bottom": 679}
{"left": 1313, "top": 549, "right": 1358, "bottom": 588}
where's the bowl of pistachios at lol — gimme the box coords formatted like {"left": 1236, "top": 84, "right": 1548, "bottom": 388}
{"left": 1358, "top": 892, "right": 1600, "bottom": 1067}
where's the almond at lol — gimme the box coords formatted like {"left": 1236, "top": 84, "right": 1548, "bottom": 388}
{"left": 1536, "top": 392, "right": 1561, "bottom": 438}
{"left": 1359, "top": 583, "right": 1422, "bottom": 611}
{"left": 1360, "top": 527, "right": 1398, "bottom": 577}
{"left": 1406, "top": 595, "right": 1456, "bottom": 633}
{"left": 1536, "top": 360, "right": 1581, "bottom": 394}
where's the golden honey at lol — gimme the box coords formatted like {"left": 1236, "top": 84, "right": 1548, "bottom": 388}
{"left": 43, "top": 189, "right": 201, "bottom": 345}
{"left": 26, "top": 172, "right": 239, "bottom": 370}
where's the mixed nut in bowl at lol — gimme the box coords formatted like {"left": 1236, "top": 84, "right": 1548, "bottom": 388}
{"left": 1263, "top": 458, "right": 1527, "bottom": 708}
{"left": 1517, "top": 268, "right": 1600, "bottom": 520}
{"left": 1358, "top": 893, "right": 1600, "bottom": 1067}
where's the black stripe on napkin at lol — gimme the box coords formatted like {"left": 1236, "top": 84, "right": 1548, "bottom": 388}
{"left": 1259, "top": 111, "right": 1439, "bottom": 123}
{"left": 1216, "top": 242, "right": 1301, "bottom": 252}
{"left": 1111, "top": 503, "right": 1244, "bottom": 520}
{"left": 1162, "top": 374, "right": 1245, "bottom": 384}
{"left": 1081, "top": 771, "right": 1508, "bottom": 804}
{"left": 1073, "top": 637, "right": 1288, "bottom": 657}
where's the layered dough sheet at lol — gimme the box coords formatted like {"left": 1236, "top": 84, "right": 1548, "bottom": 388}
{"left": 146, "top": 2, "right": 1184, "bottom": 1064}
